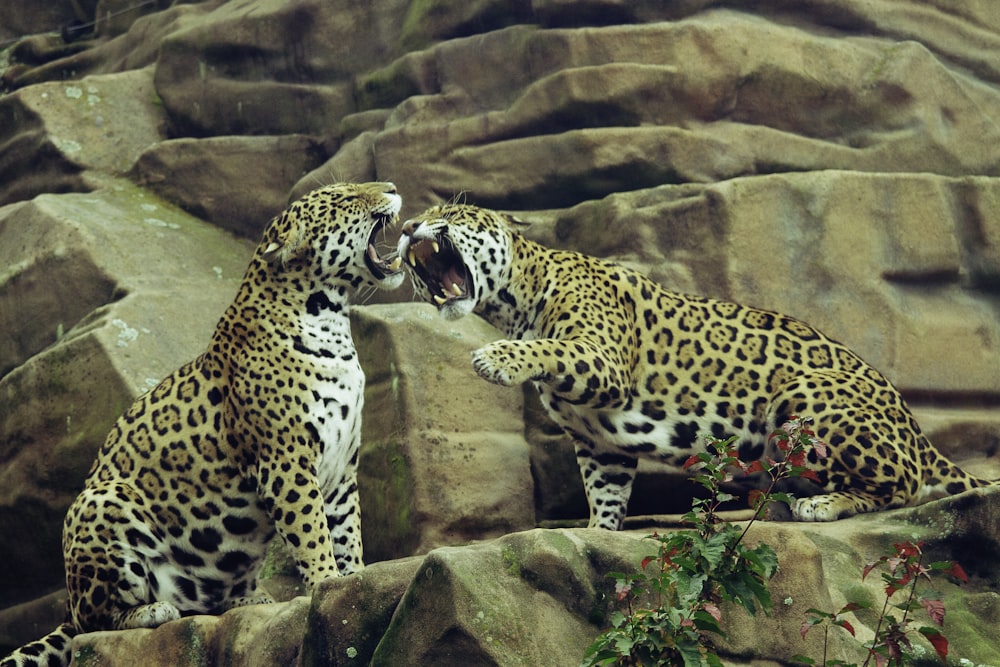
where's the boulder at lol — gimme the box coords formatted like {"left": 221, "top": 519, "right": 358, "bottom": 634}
{"left": 63, "top": 492, "right": 1000, "bottom": 666}
{"left": 0, "top": 68, "right": 165, "bottom": 206}
{"left": 151, "top": 0, "right": 411, "bottom": 137}
{"left": 354, "top": 304, "right": 536, "bottom": 563}
{"left": 130, "top": 135, "right": 328, "bottom": 237}
{"left": 329, "top": 10, "right": 1000, "bottom": 215}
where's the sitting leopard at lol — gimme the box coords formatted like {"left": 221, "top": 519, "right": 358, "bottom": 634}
{"left": 2, "top": 182, "right": 405, "bottom": 667}
{"left": 398, "top": 202, "right": 993, "bottom": 530}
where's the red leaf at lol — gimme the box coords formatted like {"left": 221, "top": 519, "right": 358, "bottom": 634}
{"left": 920, "top": 597, "right": 946, "bottom": 626}
{"left": 787, "top": 451, "right": 807, "bottom": 467}
{"left": 800, "top": 619, "right": 814, "bottom": 640}
{"left": 641, "top": 556, "right": 656, "bottom": 570}
{"left": 799, "top": 469, "right": 822, "bottom": 483}
{"left": 834, "top": 619, "right": 856, "bottom": 637}
{"left": 614, "top": 579, "right": 632, "bottom": 601}
{"left": 745, "top": 460, "right": 765, "bottom": 474}
{"left": 885, "top": 581, "right": 905, "bottom": 597}
{"left": 703, "top": 602, "right": 722, "bottom": 623}
{"left": 949, "top": 562, "right": 970, "bottom": 584}
{"left": 922, "top": 629, "right": 949, "bottom": 661}
{"left": 683, "top": 455, "right": 702, "bottom": 470}
{"left": 810, "top": 438, "right": 829, "bottom": 460}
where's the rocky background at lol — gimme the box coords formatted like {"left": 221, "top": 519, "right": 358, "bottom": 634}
{"left": 1, "top": 1, "right": 999, "bottom": 665}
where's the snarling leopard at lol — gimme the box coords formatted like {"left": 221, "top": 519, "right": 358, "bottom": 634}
{"left": 398, "top": 202, "right": 992, "bottom": 530}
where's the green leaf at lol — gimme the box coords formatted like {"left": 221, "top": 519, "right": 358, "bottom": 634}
{"left": 698, "top": 533, "right": 729, "bottom": 569}
{"left": 692, "top": 609, "right": 724, "bottom": 636}
{"left": 803, "top": 608, "right": 835, "bottom": 619}
{"left": 704, "top": 651, "right": 725, "bottom": 667}
{"left": 767, "top": 491, "right": 796, "bottom": 506}
{"left": 677, "top": 639, "right": 711, "bottom": 667}
{"left": 611, "top": 634, "right": 634, "bottom": 655}
{"left": 743, "top": 543, "right": 780, "bottom": 577}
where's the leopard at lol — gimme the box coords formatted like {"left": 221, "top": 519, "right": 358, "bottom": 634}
{"left": 397, "top": 202, "right": 993, "bottom": 531}
{"left": 2, "top": 181, "right": 405, "bottom": 667}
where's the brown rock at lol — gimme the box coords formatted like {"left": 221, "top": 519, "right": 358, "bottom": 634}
{"left": 0, "top": 68, "right": 165, "bottom": 205}
{"left": 355, "top": 304, "right": 536, "bottom": 563}
{"left": 151, "top": 0, "right": 409, "bottom": 137}
{"left": 60, "top": 501, "right": 1000, "bottom": 665}
{"left": 130, "top": 135, "right": 327, "bottom": 237}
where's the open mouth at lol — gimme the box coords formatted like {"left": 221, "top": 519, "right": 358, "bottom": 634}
{"left": 364, "top": 212, "right": 403, "bottom": 279}
{"left": 403, "top": 233, "right": 472, "bottom": 306}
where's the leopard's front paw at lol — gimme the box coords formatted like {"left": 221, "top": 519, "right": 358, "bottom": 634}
{"left": 471, "top": 342, "right": 529, "bottom": 386}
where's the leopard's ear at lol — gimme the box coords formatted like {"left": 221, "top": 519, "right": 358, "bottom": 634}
{"left": 260, "top": 208, "right": 306, "bottom": 266}
{"left": 261, "top": 239, "right": 285, "bottom": 263}
{"left": 501, "top": 212, "right": 531, "bottom": 229}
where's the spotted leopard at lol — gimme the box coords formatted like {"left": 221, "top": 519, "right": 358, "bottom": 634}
{"left": 398, "top": 202, "right": 992, "bottom": 530}
{"left": 2, "top": 182, "right": 404, "bottom": 667}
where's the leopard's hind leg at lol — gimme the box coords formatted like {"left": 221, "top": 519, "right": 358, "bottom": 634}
{"left": 766, "top": 371, "right": 922, "bottom": 521}
{"left": 63, "top": 482, "right": 181, "bottom": 632}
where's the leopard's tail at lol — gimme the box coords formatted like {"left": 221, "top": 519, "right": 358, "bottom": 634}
{"left": 1, "top": 622, "right": 76, "bottom": 667}
{"left": 918, "top": 434, "right": 994, "bottom": 502}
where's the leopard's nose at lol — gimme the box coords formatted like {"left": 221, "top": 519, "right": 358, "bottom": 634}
{"left": 401, "top": 219, "right": 419, "bottom": 236}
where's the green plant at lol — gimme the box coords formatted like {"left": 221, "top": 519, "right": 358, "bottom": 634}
{"left": 581, "top": 417, "right": 827, "bottom": 667}
{"left": 796, "top": 541, "right": 968, "bottom": 667}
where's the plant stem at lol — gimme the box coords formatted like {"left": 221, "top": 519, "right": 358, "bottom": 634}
{"left": 862, "top": 591, "right": 893, "bottom": 667}
{"left": 898, "top": 551, "right": 924, "bottom": 630}
{"left": 728, "top": 462, "right": 783, "bottom": 559}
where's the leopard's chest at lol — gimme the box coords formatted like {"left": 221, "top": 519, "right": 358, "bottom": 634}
{"left": 304, "top": 353, "right": 365, "bottom": 495}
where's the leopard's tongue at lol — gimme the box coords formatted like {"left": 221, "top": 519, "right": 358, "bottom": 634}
{"left": 368, "top": 244, "right": 402, "bottom": 270}
{"left": 433, "top": 267, "right": 467, "bottom": 304}
{"left": 443, "top": 267, "right": 465, "bottom": 295}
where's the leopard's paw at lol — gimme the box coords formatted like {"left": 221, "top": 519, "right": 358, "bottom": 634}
{"left": 471, "top": 342, "right": 528, "bottom": 386}
{"left": 791, "top": 494, "right": 861, "bottom": 522}
{"left": 118, "top": 601, "right": 181, "bottom": 630}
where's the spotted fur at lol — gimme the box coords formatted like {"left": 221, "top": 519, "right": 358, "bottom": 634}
{"left": 398, "top": 203, "right": 992, "bottom": 530}
{"left": 2, "top": 182, "right": 404, "bottom": 667}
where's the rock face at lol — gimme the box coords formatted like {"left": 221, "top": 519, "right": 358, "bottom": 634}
{"left": 58, "top": 494, "right": 1000, "bottom": 666}
{"left": 1, "top": 0, "right": 999, "bottom": 664}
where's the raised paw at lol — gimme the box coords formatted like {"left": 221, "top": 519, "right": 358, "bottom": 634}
{"left": 471, "top": 342, "right": 529, "bottom": 386}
